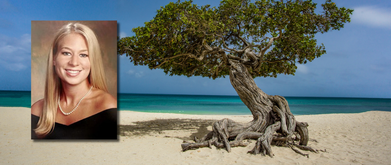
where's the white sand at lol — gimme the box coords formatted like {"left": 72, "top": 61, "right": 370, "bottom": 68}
{"left": 1, "top": 107, "right": 390, "bottom": 164}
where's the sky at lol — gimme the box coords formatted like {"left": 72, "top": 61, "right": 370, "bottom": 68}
{"left": 0, "top": 0, "right": 390, "bottom": 98}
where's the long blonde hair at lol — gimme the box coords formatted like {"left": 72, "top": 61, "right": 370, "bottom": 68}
{"left": 35, "top": 22, "right": 108, "bottom": 137}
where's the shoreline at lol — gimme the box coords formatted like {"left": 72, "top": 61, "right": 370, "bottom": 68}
{"left": 1, "top": 107, "right": 391, "bottom": 164}
{"left": 118, "top": 109, "right": 389, "bottom": 116}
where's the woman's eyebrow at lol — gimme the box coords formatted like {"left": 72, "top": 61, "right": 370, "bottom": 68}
{"left": 60, "top": 47, "right": 88, "bottom": 52}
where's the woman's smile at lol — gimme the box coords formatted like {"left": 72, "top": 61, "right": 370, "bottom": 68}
{"left": 65, "top": 69, "right": 82, "bottom": 77}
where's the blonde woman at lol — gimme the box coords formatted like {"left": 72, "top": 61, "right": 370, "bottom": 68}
{"left": 31, "top": 22, "right": 117, "bottom": 139}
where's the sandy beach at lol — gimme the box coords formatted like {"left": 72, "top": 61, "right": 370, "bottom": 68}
{"left": 1, "top": 107, "right": 390, "bottom": 164}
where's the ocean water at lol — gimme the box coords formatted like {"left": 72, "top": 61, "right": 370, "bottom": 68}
{"left": 1, "top": 91, "right": 390, "bottom": 115}
{"left": 0, "top": 91, "right": 31, "bottom": 108}
{"left": 118, "top": 93, "right": 391, "bottom": 115}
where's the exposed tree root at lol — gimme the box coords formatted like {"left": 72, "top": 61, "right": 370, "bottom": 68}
{"left": 181, "top": 95, "right": 319, "bottom": 157}
{"left": 290, "top": 144, "right": 309, "bottom": 158}
{"left": 181, "top": 62, "right": 319, "bottom": 157}
{"left": 247, "top": 121, "right": 281, "bottom": 157}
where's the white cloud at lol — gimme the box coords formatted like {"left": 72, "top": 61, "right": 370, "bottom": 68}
{"left": 0, "top": 45, "right": 18, "bottom": 54}
{"left": 20, "top": 34, "right": 31, "bottom": 48}
{"left": 352, "top": 6, "right": 391, "bottom": 29}
{"left": 127, "top": 69, "right": 135, "bottom": 75}
{"left": 296, "top": 64, "right": 309, "bottom": 74}
{"left": 127, "top": 69, "right": 144, "bottom": 78}
{"left": 0, "top": 34, "right": 30, "bottom": 71}
{"left": 119, "top": 32, "right": 127, "bottom": 38}
{"left": 135, "top": 71, "right": 144, "bottom": 78}
{"left": 0, "top": 60, "right": 27, "bottom": 71}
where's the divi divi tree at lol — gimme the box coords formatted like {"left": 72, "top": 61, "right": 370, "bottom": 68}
{"left": 118, "top": 0, "right": 353, "bottom": 157}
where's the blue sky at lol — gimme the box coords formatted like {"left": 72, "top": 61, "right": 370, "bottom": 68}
{"left": 0, "top": 0, "right": 390, "bottom": 98}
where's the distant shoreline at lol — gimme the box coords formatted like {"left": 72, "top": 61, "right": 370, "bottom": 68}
{"left": 120, "top": 93, "right": 391, "bottom": 99}
{"left": 1, "top": 105, "right": 390, "bottom": 116}
{"left": 0, "top": 90, "right": 390, "bottom": 99}
{"left": 117, "top": 109, "right": 385, "bottom": 116}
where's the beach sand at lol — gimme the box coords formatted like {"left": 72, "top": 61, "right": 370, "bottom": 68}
{"left": 1, "top": 107, "right": 390, "bottom": 164}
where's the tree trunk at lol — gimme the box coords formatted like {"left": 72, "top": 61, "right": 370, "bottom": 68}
{"left": 181, "top": 60, "right": 314, "bottom": 157}
{"left": 229, "top": 60, "right": 274, "bottom": 128}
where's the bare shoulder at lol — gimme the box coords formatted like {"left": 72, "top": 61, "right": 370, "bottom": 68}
{"left": 101, "top": 92, "right": 117, "bottom": 109}
{"left": 93, "top": 89, "right": 117, "bottom": 110}
{"left": 31, "top": 99, "right": 44, "bottom": 116}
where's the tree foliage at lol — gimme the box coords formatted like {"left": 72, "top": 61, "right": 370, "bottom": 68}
{"left": 118, "top": 0, "right": 353, "bottom": 79}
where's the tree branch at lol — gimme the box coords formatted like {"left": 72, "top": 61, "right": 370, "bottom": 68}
{"left": 236, "top": 35, "right": 249, "bottom": 47}
{"left": 227, "top": 55, "right": 243, "bottom": 61}
{"left": 217, "top": 34, "right": 242, "bottom": 54}
{"left": 152, "top": 53, "right": 194, "bottom": 69}
{"left": 151, "top": 41, "right": 225, "bottom": 69}
{"left": 259, "top": 29, "right": 283, "bottom": 60}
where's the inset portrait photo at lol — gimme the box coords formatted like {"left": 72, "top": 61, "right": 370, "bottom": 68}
{"left": 31, "top": 21, "right": 118, "bottom": 139}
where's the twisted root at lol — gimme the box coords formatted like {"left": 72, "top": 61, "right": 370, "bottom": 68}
{"left": 181, "top": 95, "right": 319, "bottom": 157}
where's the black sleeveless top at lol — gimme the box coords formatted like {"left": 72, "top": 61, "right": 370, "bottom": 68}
{"left": 31, "top": 108, "right": 117, "bottom": 139}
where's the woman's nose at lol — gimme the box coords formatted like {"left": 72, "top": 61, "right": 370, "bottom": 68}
{"left": 68, "top": 54, "right": 79, "bottom": 66}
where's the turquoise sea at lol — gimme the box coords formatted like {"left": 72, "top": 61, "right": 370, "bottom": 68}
{"left": 1, "top": 91, "right": 390, "bottom": 115}
{"left": 118, "top": 93, "right": 391, "bottom": 115}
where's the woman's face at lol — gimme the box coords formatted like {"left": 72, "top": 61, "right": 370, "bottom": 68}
{"left": 54, "top": 33, "right": 91, "bottom": 87}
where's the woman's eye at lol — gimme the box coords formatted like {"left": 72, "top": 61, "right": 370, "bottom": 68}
{"left": 80, "top": 54, "right": 89, "bottom": 58}
{"left": 62, "top": 52, "right": 71, "bottom": 56}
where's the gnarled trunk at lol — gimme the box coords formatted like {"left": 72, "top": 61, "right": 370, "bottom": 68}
{"left": 181, "top": 60, "right": 315, "bottom": 157}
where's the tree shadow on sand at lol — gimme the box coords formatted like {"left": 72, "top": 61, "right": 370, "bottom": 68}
{"left": 120, "top": 119, "right": 217, "bottom": 141}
